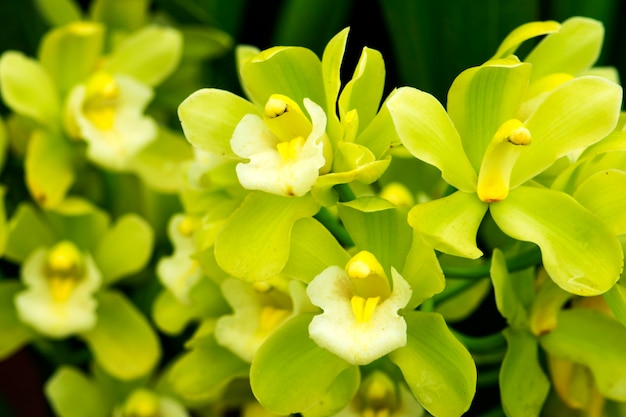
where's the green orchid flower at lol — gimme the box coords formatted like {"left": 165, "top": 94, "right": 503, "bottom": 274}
{"left": 0, "top": 200, "right": 158, "bottom": 380}
{"left": 388, "top": 55, "right": 623, "bottom": 296}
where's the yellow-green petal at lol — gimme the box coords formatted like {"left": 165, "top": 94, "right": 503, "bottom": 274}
{"left": 491, "top": 20, "right": 560, "bottom": 59}
{"left": 490, "top": 186, "right": 622, "bottom": 296}
{"left": 387, "top": 87, "right": 477, "bottom": 192}
{"left": 573, "top": 169, "right": 626, "bottom": 235}
{"left": 45, "top": 366, "right": 110, "bottom": 417}
{"left": 0, "top": 281, "right": 34, "bottom": 359}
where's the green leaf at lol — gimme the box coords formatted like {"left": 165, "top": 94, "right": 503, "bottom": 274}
{"left": 93, "top": 214, "right": 153, "bottom": 284}
{"left": 338, "top": 197, "right": 413, "bottom": 273}
{"left": 250, "top": 313, "right": 355, "bottom": 414}
{"left": 540, "top": 308, "right": 626, "bottom": 401}
{"left": 512, "top": 76, "right": 622, "bottom": 187}
{"left": 490, "top": 249, "right": 528, "bottom": 328}
{"left": 500, "top": 329, "right": 549, "bottom": 417}
{"left": 491, "top": 186, "right": 622, "bottom": 296}
{"left": 0, "top": 281, "right": 33, "bottom": 359}
{"left": 5, "top": 203, "right": 56, "bottom": 263}
{"left": 80, "top": 291, "right": 161, "bottom": 380}
{"left": 281, "top": 217, "right": 350, "bottom": 284}
{"left": 408, "top": 191, "right": 488, "bottom": 259}
{"left": 25, "top": 130, "right": 75, "bottom": 208}
{"left": 386, "top": 86, "right": 477, "bottom": 192}
{"left": 492, "top": 20, "right": 560, "bottom": 59}
{"left": 89, "top": 0, "right": 148, "bottom": 33}
{"left": 338, "top": 46, "right": 385, "bottom": 135}
{"left": 33, "top": 0, "right": 83, "bottom": 26}
{"left": 38, "top": 22, "right": 104, "bottom": 94}
{"left": 447, "top": 60, "right": 532, "bottom": 171}
{"left": 215, "top": 192, "right": 320, "bottom": 281}
{"left": 0, "top": 51, "right": 60, "bottom": 128}
{"left": 103, "top": 26, "right": 182, "bottom": 87}
{"left": 573, "top": 169, "right": 626, "bottom": 235}
{"left": 239, "top": 46, "right": 325, "bottom": 109}
{"left": 178, "top": 88, "right": 260, "bottom": 158}
{"left": 167, "top": 334, "right": 249, "bottom": 402}
{"left": 45, "top": 366, "right": 110, "bottom": 417}
{"left": 525, "top": 17, "right": 604, "bottom": 81}
{"left": 389, "top": 312, "right": 476, "bottom": 417}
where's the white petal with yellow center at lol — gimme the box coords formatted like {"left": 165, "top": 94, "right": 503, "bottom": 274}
{"left": 307, "top": 265, "right": 412, "bottom": 365}
{"left": 14, "top": 245, "right": 101, "bottom": 338}
{"left": 66, "top": 73, "right": 157, "bottom": 170}
{"left": 231, "top": 98, "right": 327, "bottom": 197}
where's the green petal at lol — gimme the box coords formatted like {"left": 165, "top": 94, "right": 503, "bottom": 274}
{"left": 302, "top": 366, "right": 360, "bottom": 417}
{"left": 215, "top": 192, "right": 320, "bottom": 281}
{"left": 152, "top": 278, "right": 230, "bottom": 335}
{"left": 408, "top": 191, "right": 487, "bottom": 259}
{"left": 80, "top": 291, "right": 161, "bottom": 380}
{"left": 321, "top": 28, "right": 348, "bottom": 141}
{"left": 103, "top": 26, "right": 182, "bottom": 87}
{"left": 500, "top": 329, "right": 549, "bottom": 417}
{"left": 0, "top": 281, "right": 33, "bottom": 359}
{"left": 491, "top": 186, "right": 622, "bottom": 296}
{"left": 33, "top": 0, "right": 83, "bottom": 26}
{"left": 0, "top": 51, "right": 60, "bottom": 127}
{"left": 5, "top": 203, "right": 56, "bottom": 263}
{"left": 25, "top": 130, "right": 75, "bottom": 208}
{"left": 338, "top": 196, "right": 413, "bottom": 273}
{"left": 93, "top": 214, "right": 154, "bottom": 284}
{"left": 89, "top": 0, "right": 148, "bottom": 34}
{"left": 490, "top": 249, "right": 529, "bottom": 328}
{"left": 540, "top": 308, "right": 626, "bottom": 401}
{"left": 401, "top": 230, "right": 445, "bottom": 310}
{"left": 43, "top": 198, "right": 110, "bottom": 251}
{"left": 38, "top": 22, "right": 104, "bottom": 94}
{"left": 167, "top": 334, "right": 249, "bottom": 402}
{"left": 512, "top": 76, "right": 622, "bottom": 187}
{"left": 239, "top": 46, "right": 325, "bottom": 109}
{"left": 492, "top": 20, "right": 560, "bottom": 59}
{"left": 250, "top": 313, "right": 354, "bottom": 414}
{"left": 45, "top": 366, "right": 110, "bottom": 417}
{"left": 447, "top": 60, "right": 531, "bottom": 171}
{"left": 604, "top": 283, "right": 626, "bottom": 328}
{"left": 386, "top": 86, "right": 477, "bottom": 192}
{"left": 180, "top": 26, "right": 233, "bottom": 61}
{"left": 281, "top": 217, "right": 350, "bottom": 284}
{"left": 355, "top": 92, "right": 400, "bottom": 158}
{"left": 435, "top": 278, "right": 491, "bottom": 323}
{"left": 338, "top": 47, "right": 385, "bottom": 136}
{"left": 178, "top": 88, "right": 260, "bottom": 158}
{"left": 525, "top": 17, "right": 604, "bottom": 81}
{"left": 389, "top": 312, "right": 476, "bottom": 417}
{"left": 573, "top": 169, "right": 626, "bottom": 235}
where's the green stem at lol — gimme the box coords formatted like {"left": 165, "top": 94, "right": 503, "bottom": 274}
{"left": 334, "top": 183, "right": 356, "bottom": 202}
{"left": 433, "top": 278, "right": 486, "bottom": 304}
{"left": 477, "top": 406, "right": 506, "bottom": 417}
{"left": 477, "top": 366, "right": 501, "bottom": 387}
{"left": 314, "top": 207, "right": 354, "bottom": 247}
{"left": 441, "top": 246, "right": 542, "bottom": 279}
{"left": 451, "top": 330, "right": 506, "bottom": 352}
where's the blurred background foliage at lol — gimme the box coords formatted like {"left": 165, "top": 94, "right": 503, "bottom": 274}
{"left": 0, "top": 0, "right": 625, "bottom": 416}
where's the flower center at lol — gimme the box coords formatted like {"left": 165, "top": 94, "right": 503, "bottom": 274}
{"left": 263, "top": 94, "right": 312, "bottom": 160}
{"left": 359, "top": 371, "right": 398, "bottom": 417}
{"left": 477, "top": 119, "right": 532, "bottom": 203}
{"left": 43, "top": 241, "right": 86, "bottom": 303}
{"left": 346, "top": 251, "right": 391, "bottom": 323}
{"left": 177, "top": 215, "right": 197, "bottom": 237}
{"left": 122, "top": 389, "right": 160, "bottom": 417}
{"left": 82, "top": 72, "right": 119, "bottom": 130}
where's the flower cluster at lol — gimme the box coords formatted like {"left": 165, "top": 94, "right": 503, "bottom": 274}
{"left": 0, "top": 3, "right": 626, "bottom": 417}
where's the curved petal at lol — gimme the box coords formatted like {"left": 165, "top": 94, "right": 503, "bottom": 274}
{"left": 573, "top": 169, "right": 626, "bottom": 235}
{"left": 408, "top": 191, "right": 487, "bottom": 259}
{"left": 239, "top": 46, "right": 325, "bottom": 109}
{"left": 321, "top": 27, "right": 348, "bottom": 140}
{"left": 490, "top": 186, "right": 622, "bottom": 296}
{"left": 178, "top": 88, "right": 261, "bottom": 158}
{"left": 387, "top": 87, "right": 476, "bottom": 192}
{"left": 447, "top": 59, "right": 531, "bottom": 171}
{"left": 525, "top": 17, "right": 604, "bottom": 81}
{"left": 512, "top": 76, "right": 622, "bottom": 186}
{"left": 491, "top": 20, "right": 560, "bottom": 59}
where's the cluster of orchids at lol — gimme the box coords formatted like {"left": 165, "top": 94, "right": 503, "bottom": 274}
{"left": 0, "top": 1, "right": 626, "bottom": 415}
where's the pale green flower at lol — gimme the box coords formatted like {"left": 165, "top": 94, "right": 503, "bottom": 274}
{"left": 15, "top": 241, "right": 101, "bottom": 338}
{"left": 65, "top": 71, "right": 157, "bottom": 169}
{"left": 307, "top": 251, "right": 412, "bottom": 365}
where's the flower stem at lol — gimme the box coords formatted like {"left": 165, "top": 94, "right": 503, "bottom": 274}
{"left": 441, "top": 246, "right": 541, "bottom": 278}
{"left": 334, "top": 183, "right": 356, "bottom": 202}
{"left": 314, "top": 207, "right": 354, "bottom": 247}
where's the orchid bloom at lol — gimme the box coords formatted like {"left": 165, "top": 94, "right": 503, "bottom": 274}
{"left": 66, "top": 71, "right": 157, "bottom": 169}
{"left": 14, "top": 241, "right": 101, "bottom": 338}
{"left": 307, "top": 251, "right": 412, "bottom": 365}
